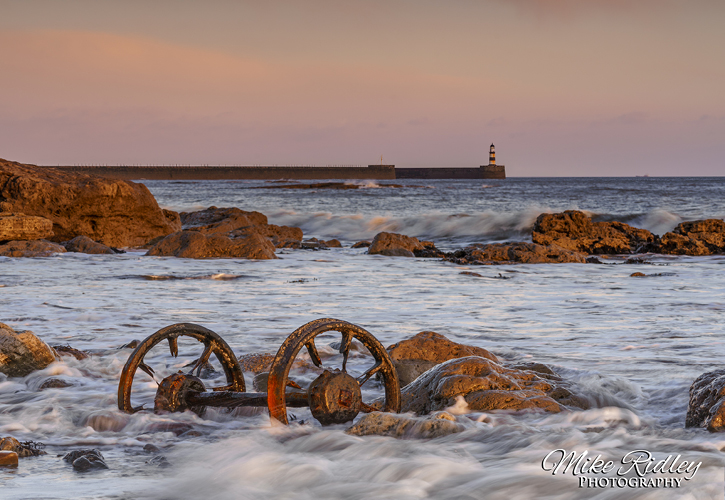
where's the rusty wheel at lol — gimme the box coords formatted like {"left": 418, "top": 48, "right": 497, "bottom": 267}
{"left": 267, "top": 318, "right": 401, "bottom": 425}
{"left": 118, "top": 323, "right": 245, "bottom": 413}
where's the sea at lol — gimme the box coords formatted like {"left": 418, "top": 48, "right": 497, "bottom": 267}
{"left": 1, "top": 176, "right": 724, "bottom": 499}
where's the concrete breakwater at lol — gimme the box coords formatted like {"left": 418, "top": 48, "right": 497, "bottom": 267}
{"left": 48, "top": 164, "right": 506, "bottom": 180}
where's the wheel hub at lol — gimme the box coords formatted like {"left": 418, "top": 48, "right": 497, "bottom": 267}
{"left": 307, "top": 370, "right": 362, "bottom": 425}
{"left": 154, "top": 372, "right": 207, "bottom": 416}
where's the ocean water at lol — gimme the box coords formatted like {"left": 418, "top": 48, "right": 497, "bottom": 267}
{"left": 1, "top": 177, "right": 725, "bottom": 499}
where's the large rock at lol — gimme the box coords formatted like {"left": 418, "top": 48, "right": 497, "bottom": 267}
{"left": 445, "top": 242, "right": 586, "bottom": 265}
{"left": 62, "top": 235, "right": 116, "bottom": 255}
{"left": 387, "top": 331, "right": 500, "bottom": 387}
{"left": 0, "top": 158, "right": 180, "bottom": 247}
{"left": 532, "top": 210, "right": 657, "bottom": 254}
{"left": 686, "top": 369, "right": 725, "bottom": 431}
{"left": 368, "top": 232, "right": 424, "bottom": 257}
{"left": 0, "top": 437, "right": 46, "bottom": 457}
{"left": 347, "top": 411, "right": 464, "bottom": 439}
{"left": 180, "top": 206, "right": 302, "bottom": 248}
{"left": 0, "top": 323, "right": 57, "bottom": 377}
{"left": 0, "top": 240, "right": 66, "bottom": 258}
{"left": 146, "top": 230, "right": 277, "bottom": 259}
{"left": 659, "top": 219, "right": 725, "bottom": 256}
{"left": 0, "top": 212, "right": 53, "bottom": 241}
{"left": 400, "top": 356, "right": 588, "bottom": 415}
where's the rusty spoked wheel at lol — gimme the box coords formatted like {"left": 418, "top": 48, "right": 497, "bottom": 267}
{"left": 118, "top": 323, "right": 245, "bottom": 413}
{"left": 267, "top": 318, "right": 401, "bottom": 425}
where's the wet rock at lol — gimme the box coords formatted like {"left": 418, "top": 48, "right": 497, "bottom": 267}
{"left": 321, "top": 239, "right": 342, "bottom": 248}
{"left": 0, "top": 212, "right": 54, "bottom": 241}
{"left": 0, "top": 323, "right": 57, "bottom": 377}
{"left": 299, "top": 238, "right": 326, "bottom": 250}
{"left": 585, "top": 256, "right": 604, "bottom": 264}
{"left": 351, "top": 241, "right": 371, "bottom": 248}
{"left": 120, "top": 340, "right": 140, "bottom": 349}
{"left": 659, "top": 219, "right": 725, "bottom": 256}
{"left": 0, "top": 158, "right": 180, "bottom": 247}
{"left": 532, "top": 210, "right": 657, "bottom": 255}
{"left": 460, "top": 271, "right": 483, "bottom": 277}
{"left": 238, "top": 353, "right": 275, "bottom": 373}
{"left": 143, "top": 444, "right": 161, "bottom": 454}
{"left": 686, "top": 369, "right": 725, "bottom": 431}
{"left": 146, "top": 455, "right": 171, "bottom": 467}
{"left": 387, "top": 331, "right": 499, "bottom": 387}
{"left": 51, "top": 345, "right": 89, "bottom": 360}
{"left": 367, "top": 232, "right": 427, "bottom": 257}
{"left": 0, "top": 239, "right": 66, "bottom": 258}
{"left": 400, "top": 356, "right": 588, "bottom": 415}
{"left": 630, "top": 272, "right": 646, "bottom": 277}
{"left": 39, "top": 377, "right": 74, "bottom": 390}
{"left": 0, "top": 437, "right": 47, "bottom": 457}
{"left": 0, "top": 451, "right": 18, "bottom": 467}
{"left": 347, "top": 411, "right": 464, "bottom": 439}
{"left": 84, "top": 411, "right": 131, "bottom": 432}
{"left": 63, "top": 449, "right": 108, "bottom": 471}
{"left": 146, "top": 230, "right": 277, "bottom": 259}
{"left": 445, "top": 242, "right": 586, "bottom": 265}
{"left": 413, "top": 242, "right": 445, "bottom": 258}
{"left": 62, "top": 235, "right": 116, "bottom": 255}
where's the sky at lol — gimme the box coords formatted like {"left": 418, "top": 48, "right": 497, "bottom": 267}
{"left": 1, "top": 0, "right": 723, "bottom": 175}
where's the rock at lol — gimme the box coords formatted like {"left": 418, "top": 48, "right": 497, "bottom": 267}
{"left": 351, "top": 241, "right": 371, "bottom": 248}
{"left": 659, "top": 219, "right": 725, "bottom": 256}
{"left": 400, "top": 356, "right": 588, "bottom": 415}
{"left": 630, "top": 272, "right": 646, "bottom": 277}
{"left": 532, "top": 210, "right": 657, "bottom": 254}
{"left": 62, "top": 235, "right": 116, "bottom": 255}
{"left": 346, "top": 411, "right": 464, "bottom": 439}
{"left": 145, "top": 230, "right": 277, "bottom": 259}
{"left": 39, "top": 377, "right": 74, "bottom": 390}
{"left": 0, "top": 323, "right": 57, "bottom": 377}
{"left": 445, "top": 242, "right": 586, "bottom": 265}
{"left": 321, "top": 239, "right": 342, "bottom": 248}
{"left": 0, "top": 437, "right": 46, "bottom": 457}
{"left": 0, "top": 158, "right": 180, "bottom": 247}
{"left": 387, "top": 331, "right": 499, "bottom": 387}
{"left": 460, "top": 271, "right": 483, "bottom": 277}
{"left": 63, "top": 449, "right": 108, "bottom": 471}
{"left": 0, "top": 239, "right": 66, "bottom": 257}
{"left": 238, "top": 353, "right": 275, "bottom": 373}
{"left": 52, "top": 345, "right": 89, "bottom": 360}
{"left": 414, "top": 242, "right": 445, "bottom": 258}
{"left": 0, "top": 451, "right": 18, "bottom": 467}
{"left": 143, "top": 444, "right": 161, "bottom": 454}
{"left": 368, "top": 232, "right": 425, "bottom": 257}
{"left": 120, "top": 340, "right": 140, "bottom": 349}
{"left": 146, "top": 455, "right": 171, "bottom": 467}
{"left": 180, "top": 206, "right": 303, "bottom": 249}
{"left": 0, "top": 212, "right": 53, "bottom": 241}
{"left": 686, "top": 369, "right": 725, "bottom": 431}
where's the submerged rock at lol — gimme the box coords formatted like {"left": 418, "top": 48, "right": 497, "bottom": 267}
{"left": 63, "top": 449, "right": 108, "bottom": 471}
{"left": 39, "top": 377, "right": 74, "bottom": 390}
{"left": 368, "top": 232, "right": 435, "bottom": 257}
{"left": 387, "top": 331, "right": 499, "bottom": 387}
{"left": 347, "top": 411, "right": 464, "bottom": 438}
{"left": 0, "top": 239, "right": 66, "bottom": 258}
{"left": 145, "top": 230, "right": 277, "bottom": 259}
{"left": 62, "top": 235, "right": 116, "bottom": 255}
{"left": 659, "top": 219, "right": 725, "bottom": 256}
{"left": 0, "top": 212, "right": 54, "bottom": 241}
{"left": 351, "top": 241, "right": 371, "bottom": 248}
{"left": 400, "top": 356, "right": 588, "bottom": 415}
{"left": 445, "top": 242, "right": 585, "bottom": 265}
{"left": 686, "top": 369, "right": 725, "bottom": 431}
{"left": 532, "top": 210, "right": 657, "bottom": 255}
{"left": 52, "top": 344, "right": 89, "bottom": 360}
{"left": 0, "top": 437, "right": 47, "bottom": 457}
{"left": 0, "top": 158, "right": 180, "bottom": 247}
{"left": 0, "top": 323, "right": 57, "bottom": 377}
{"left": 238, "top": 353, "right": 275, "bottom": 373}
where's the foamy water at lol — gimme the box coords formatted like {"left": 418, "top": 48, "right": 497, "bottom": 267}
{"left": 1, "top": 177, "right": 725, "bottom": 499}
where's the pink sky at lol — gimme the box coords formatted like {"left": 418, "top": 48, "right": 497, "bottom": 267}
{"left": 1, "top": 0, "right": 723, "bottom": 175}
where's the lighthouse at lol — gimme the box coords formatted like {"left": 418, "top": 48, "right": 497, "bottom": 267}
{"left": 489, "top": 144, "right": 496, "bottom": 166}
{"left": 480, "top": 143, "right": 506, "bottom": 179}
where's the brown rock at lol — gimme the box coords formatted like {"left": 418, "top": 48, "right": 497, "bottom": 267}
{"left": 387, "top": 331, "right": 499, "bottom": 386}
{"left": 52, "top": 345, "right": 89, "bottom": 360}
{"left": 660, "top": 219, "right": 725, "bottom": 256}
{"left": 0, "top": 212, "right": 53, "bottom": 241}
{"left": 686, "top": 369, "right": 725, "bottom": 431}
{"left": 145, "top": 230, "right": 277, "bottom": 259}
{"left": 0, "top": 323, "right": 57, "bottom": 377}
{"left": 630, "top": 272, "right": 646, "bottom": 277}
{"left": 400, "top": 356, "right": 587, "bottom": 415}
{"left": 0, "top": 158, "right": 180, "bottom": 247}
{"left": 368, "top": 232, "right": 425, "bottom": 257}
{"left": 321, "top": 239, "right": 342, "bottom": 248}
{"left": 63, "top": 449, "right": 108, "bottom": 471}
{"left": 62, "top": 235, "right": 116, "bottom": 255}
{"left": 346, "top": 411, "right": 464, "bottom": 438}
{"left": 0, "top": 437, "right": 46, "bottom": 457}
{"left": 351, "top": 241, "right": 371, "bottom": 248}
{"left": 238, "top": 353, "right": 275, "bottom": 373}
{"left": 39, "top": 377, "right": 74, "bottom": 390}
{"left": 445, "top": 242, "right": 586, "bottom": 265}
{"left": 0, "top": 240, "right": 66, "bottom": 258}
{"left": 0, "top": 451, "right": 18, "bottom": 467}
{"left": 532, "top": 210, "right": 657, "bottom": 254}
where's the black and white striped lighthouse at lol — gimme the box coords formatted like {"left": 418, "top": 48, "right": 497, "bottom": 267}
{"left": 489, "top": 143, "right": 496, "bottom": 166}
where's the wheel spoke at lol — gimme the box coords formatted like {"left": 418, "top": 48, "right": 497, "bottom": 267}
{"left": 339, "top": 332, "right": 352, "bottom": 373}
{"left": 168, "top": 336, "right": 179, "bottom": 357}
{"left": 138, "top": 361, "right": 159, "bottom": 385}
{"left": 211, "top": 384, "right": 234, "bottom": 392}
{"left": 305, "top": 339, "right": 322, "bottom": 367}
{"left": 357, "top": 362, "right": 382, "bottom": 387}
{"left": 187, "top": 342, "right": 214, "bottom": 377}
